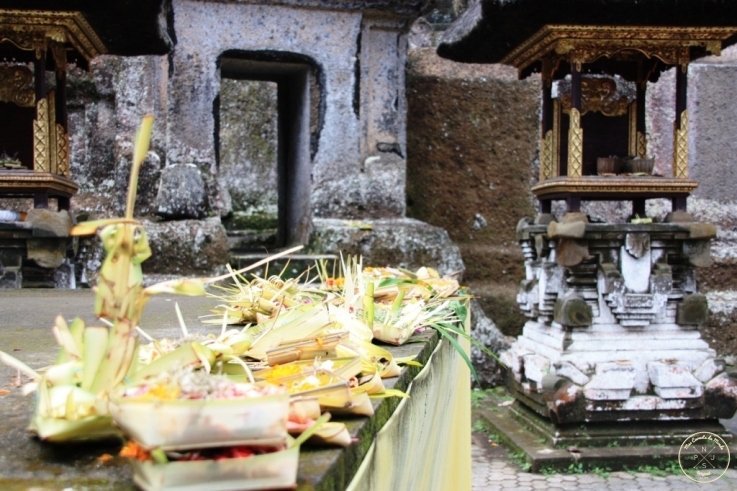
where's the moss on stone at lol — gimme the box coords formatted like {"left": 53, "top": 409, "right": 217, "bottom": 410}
{"left": 223, "top": 211, "right": 279, "bottom": 231}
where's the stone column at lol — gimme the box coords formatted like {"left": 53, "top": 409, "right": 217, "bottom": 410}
{"left": 115, "top": 56, "right": 169, "bottom": 217}
{"left": 358, "top": 15, "right": 409, "bottom": 217}
{"left": 159, "top": 28, "right": 216, "bottom": 219}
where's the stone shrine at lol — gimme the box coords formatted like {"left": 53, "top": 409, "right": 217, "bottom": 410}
{"left": 439, "top": 0, "right": 737, "bottom": 457}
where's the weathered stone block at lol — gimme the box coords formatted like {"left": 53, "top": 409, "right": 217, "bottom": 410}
{"left": 142, "top": 217, "right": 229, "bottom": 276}
{"left": 26, "top": 238, "right": 68, "bottom": 269}
{"left": 677, "top": 293, "right": 709, "bottom": 325}
{"left": 556, "top": 361, "right": 590, "bottom": 386}
{"left": 0, "top": 268, "right": 21, "bottom": 288}
{"left": 583, "top": 362, "right": 636, "bottom": 400}
{"left": 521, "top": 353, "right": 550, "bottom": 384}
{"left": 648, "top": 361, "right": 703, "bottom": 398}
{"left": 688, "top": 60, "right": 737, "bottom": 203}
{"left": 155, "top": 164, "right": 208, "bottom": 219}
{"left": 694, "top": 358, "right": 724, "bottom": 383}
{"left": 308, "top": 218, "right": 464, "bottom": 277}
{"left": 553, "top": 292, "right": 592, "bottom": 327}
{"left": 26, "top": 209, "right": 72, "bottom": 237}
{"left": 704, "top": 372, "right": 737, "bottom": 419}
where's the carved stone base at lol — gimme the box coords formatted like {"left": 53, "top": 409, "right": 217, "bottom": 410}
{"left": 504, "top": 219, "right": 737, "bottom": 423}
{"left": 476, "top": 387, "right": 736, "bottom": 473}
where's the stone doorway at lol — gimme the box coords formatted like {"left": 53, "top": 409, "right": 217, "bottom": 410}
{"left": 218, "top": 52, "right": 319, "bottom": 251}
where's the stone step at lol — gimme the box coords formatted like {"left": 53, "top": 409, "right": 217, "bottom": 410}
{"left": 227, "top": 228, "right": 277, "bottom": 251}
{"left": 229, "top": 252, "right": 339, "bottom": 280}
{"left": 475, "top": 388, "right": 737, "bottom": 472}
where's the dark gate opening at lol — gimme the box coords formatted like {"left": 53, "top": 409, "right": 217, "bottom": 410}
{"left": 218, "top": 52, "right": 321, "bottom": 250}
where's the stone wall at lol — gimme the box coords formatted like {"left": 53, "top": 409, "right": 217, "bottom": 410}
{"left": 404, "top": 46, "right": 540, "bottom": 384}
{"left": 406, "top": 48, "right": 539, "bottom": 338}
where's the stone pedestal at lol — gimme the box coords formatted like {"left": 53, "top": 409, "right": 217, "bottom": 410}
{"left": 501, "top": 218, "right": 737, "bottom": 424}
{"left": 0, "top": 210, "right": 74, "bottom": 289}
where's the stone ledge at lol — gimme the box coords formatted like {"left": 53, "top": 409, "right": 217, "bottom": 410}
{"left": 309, "top": 218, "right": 465, "bottom": 278}
{"left": 0, "top": 291, "right": 444, "bottom": 489}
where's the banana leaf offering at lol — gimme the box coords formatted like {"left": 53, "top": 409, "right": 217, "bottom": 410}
{"left": 127, "top": 442, "right": 300, "bottom": 491}
{"left": 110, "top": 369, "right": 290, "bottom": 450}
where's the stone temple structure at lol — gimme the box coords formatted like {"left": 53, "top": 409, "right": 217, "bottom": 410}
{"left": 440, "top": 0, "right": 737, "bottom": 463}
{"left": 0, "top": 0, "right": 463, "bottom": 287}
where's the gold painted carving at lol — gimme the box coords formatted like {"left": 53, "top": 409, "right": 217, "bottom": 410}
{"left": 559, "top": 76, "right": 633, "bottom": 116}
{"left": 637, "top": 131, "right": 647, "bottom": 158}
{"left": 531, "top": 176, "right": 698, "bottom": 198}
{"left": 0, "top": 65, "right": 34, "bottom": 106}
{"left": 33, "top": 97, "right": 49, "bottom": 173}
{"left": 501, "top": 25, "right": 737, "bottom": 74}
{"left": 0, "top": 10, "right": 106, "bottom": 61}
{"left": 32, "top": 91, "right": 66, "bottom": 176}
{"left": 567, "top": 108, "right": 583, "bottom": 177}
{"left": 0, "top": 172, "right": 77, "bottom": 196}
{"left": 47, "top": 91, "right": 57, "bottom": 174}
{"left": 56, "top": 123, "right": 69, "bottom": 177}
{"left": 674, "top": 110, "right": 689, "bottom": 178}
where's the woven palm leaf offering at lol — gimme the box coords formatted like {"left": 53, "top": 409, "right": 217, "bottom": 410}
{"left": 0, "top": 115, "right": 209, "bottom": 443}
{"left": 201, "top": 260, "right": 380, "bottom": 417}
{"left": 111, "top": 368, "right": 318, "bottom": 491}
{"left": 0, "top": 114, "right": 323, "bottom": 477}
{"left": 118, "top": 396, "right": 328, "bottom": 491}
{"left": 198, "top": 253, "right": 477, "bottom": 430}
{"left": 110, "top": 369, "right": 289, "bottom": 450}
{"left": 109, "top": 257, "right": 330, "bottom": 490}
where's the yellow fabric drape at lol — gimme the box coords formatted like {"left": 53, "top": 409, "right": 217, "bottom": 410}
{"left": 347, "top": 312, "right": 471, "bottom": 491}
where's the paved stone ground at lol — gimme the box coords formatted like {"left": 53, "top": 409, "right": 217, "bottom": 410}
{"left": 472, "top": 431, "right": 737, "bottom": 490}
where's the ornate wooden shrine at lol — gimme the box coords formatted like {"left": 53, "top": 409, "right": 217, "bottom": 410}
{"left": 0, "top": 1, "right": 171, "bottom": 212}
{"left": 515, "top": 24, "right": 735, "bottom": 216}
{"left": 440, "top": 1, "right": 737, "bottom": 219}
{"left": 0, "top": 10, "right": 105, "bottom": 209}
{"left": 439, "top": 0, "right": 737, "bottom": 463}
{"left": 0, "top": 3, "right": 170, "bottom": 288}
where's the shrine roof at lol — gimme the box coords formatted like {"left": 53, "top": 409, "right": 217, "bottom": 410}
{"left": 438, "top": 0, "right": 737, "bottom": 65}
{"left": 0, "top": 0, "right": 173, "bottom": 56}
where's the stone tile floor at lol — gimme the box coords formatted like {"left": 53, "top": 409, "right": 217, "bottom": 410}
{"left": 472, "top": 431, "right": 737, "bottom": 490}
